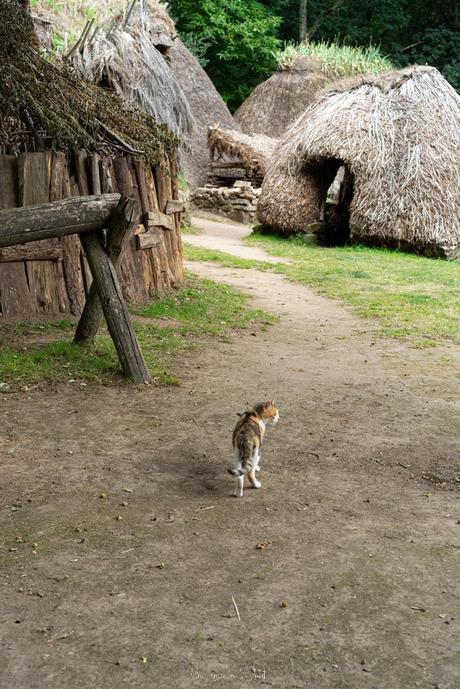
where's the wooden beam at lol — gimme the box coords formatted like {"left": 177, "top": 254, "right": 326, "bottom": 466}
{"left": 0, "top": 194, "right": 121, "bottom": 248}
{"left": 74, "top": 196, "right": 139, "bottom": 346}
{"left": 80, "top": 231, "right": 150, "bottom": 384}
{"left": 145, "top": 210, "right": 175, "bottom": 231}
{"left": 165, "top": 199, "right": 184, "bottom": 214}
{"left": 136, "top": 228, "right": 163, "bottom": 250}
{"left": 0, "top": 245, "right": 63, "bottom": 262}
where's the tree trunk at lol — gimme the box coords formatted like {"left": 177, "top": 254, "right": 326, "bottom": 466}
{"left": 299, "top": 0, "right": 308, "bottom": 42}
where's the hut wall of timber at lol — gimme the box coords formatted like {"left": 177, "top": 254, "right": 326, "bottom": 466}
{"left": 0, "top": 149, "right": 183, "bottom": 319}
{"left": 0, "top": 0, "right": 184, "bottom": 321}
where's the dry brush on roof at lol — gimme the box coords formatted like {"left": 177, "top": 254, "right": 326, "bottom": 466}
{"left": 72, "top": 18, "right": 193, "bottom": 139}
{"left": 208, "top": 127, "right": 277, "bottom": 178}
{"left": 0, "top": 0, "right": 176, "bottom": 161}
{"left": 258, "top": 66, "right": 460, "bottom": 259}
{"left": 234, "top": 56, "right": 332, "bottom": 138}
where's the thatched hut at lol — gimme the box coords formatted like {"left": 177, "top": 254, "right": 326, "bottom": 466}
{"left": 258, "top": 66, "right": 460, "bottom": 259}
{"left": 207, "top": 126, "right": 277, "bottom": 185}
{"left": 234, "top": 56, "right": 332, "bottom": 138}
{"left": 72, "top": 0, "right": 237, "bottom": 190}
{"left": 72, "top": 5, "right": 193, "bottom": 139}
{"left": 0, "top": 0, "right": 184, "bottom": 319}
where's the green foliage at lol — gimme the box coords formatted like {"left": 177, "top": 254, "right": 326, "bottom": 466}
{"left": 268, "top": 0, "right": 460, "bottom": 92}
{"left": 277, "top": 40, "right": 393, "bottom": 77}
{"left": 169, "top": 0, "right": 281, "bottom": 110}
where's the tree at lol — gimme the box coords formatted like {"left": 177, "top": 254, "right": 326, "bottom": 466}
{"left": 169, "top": 0, "right": 281, "bottom": 111}
{"left": 299, "top": 0, "right": 307, "bottom": 41}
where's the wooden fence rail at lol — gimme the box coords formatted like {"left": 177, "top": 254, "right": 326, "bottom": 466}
{"left": 0, "top": 194, "right": 121, "bottom": 247}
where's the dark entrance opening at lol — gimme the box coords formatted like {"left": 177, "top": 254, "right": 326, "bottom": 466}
{"left": 309, "top": 158, "right": 354, "bottom": 246}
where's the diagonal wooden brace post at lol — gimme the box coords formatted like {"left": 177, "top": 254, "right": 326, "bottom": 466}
{"left": 74, "top": 196, "right": 139, "bottom": 346}
{"left": 79, "top": 231, "right": 151, "bottom": 384}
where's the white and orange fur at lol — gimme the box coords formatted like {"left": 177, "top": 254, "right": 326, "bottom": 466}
{"left": 228, "top": 400, "right": 279, "bottom": 497}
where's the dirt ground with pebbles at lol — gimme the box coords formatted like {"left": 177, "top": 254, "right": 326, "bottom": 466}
{"left": 1, "top": 218, "right": 459, "bottom": 689}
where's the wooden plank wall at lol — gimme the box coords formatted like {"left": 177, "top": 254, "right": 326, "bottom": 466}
{"left": 0, "top": 151, "right": 184, "bottom": 320}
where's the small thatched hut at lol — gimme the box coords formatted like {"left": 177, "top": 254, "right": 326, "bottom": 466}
{"left": 207, "top": 126, "right": 277, "bottom": 184}
{"left": 258, "top": 66, "right": 460, "bottom": 259}
{"left": 168, "top": 38, "right": 238, "bottom": 188}
{"left": 72, "top": 4, "right": 193, "bottom": 139}
{"left": 234, "top": 56, "right": 332, "bottom": 138}
{"left": 0, "top": 0, "right": 183, "bottom": 319}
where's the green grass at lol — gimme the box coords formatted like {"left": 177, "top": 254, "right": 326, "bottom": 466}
{"left": 277, "top": 40, "right": 393, "bottom": 78}
{"left": 184, "top": 237, "right": 460, "bottom": 347}
{"left": 180, "top": 223, "right": 202, "bottom": 235}
{"left": 0, "top": 273, "right": 275, "bottom": 391}
{"left": 184, "top": 244, "right": 272, "bottom": 269}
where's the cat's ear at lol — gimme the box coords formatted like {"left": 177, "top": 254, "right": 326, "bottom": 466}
{"left": 269, "top": 399, "right": 275, "bottom": 406}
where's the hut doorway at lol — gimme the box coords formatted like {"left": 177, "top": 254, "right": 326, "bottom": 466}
{"left": 310, "top": 158, "right": 354, "bottom": 246}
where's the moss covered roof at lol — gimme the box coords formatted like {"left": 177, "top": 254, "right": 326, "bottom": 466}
{"left": 0, "top": 0, "right": 177, "bottom": 162}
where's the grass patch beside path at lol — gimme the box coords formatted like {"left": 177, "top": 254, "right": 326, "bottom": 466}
{"left": 0, "top": 273, "right": 275, "bottom": 391}
{"left": 184, "top": 244, "right": 273, "bottom": 270}
{"left": 184, "top": 238, "right": 460, "bottom": 347}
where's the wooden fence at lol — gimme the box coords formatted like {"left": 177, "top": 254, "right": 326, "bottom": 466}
{"left": 0, "top": 149, "right": 183, "bottom": 319}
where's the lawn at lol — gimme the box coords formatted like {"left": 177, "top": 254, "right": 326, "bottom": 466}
{"left": 184, "top": 236, "right": 460, "bottom": 347}
{"left": 0, "top": 273, "right": 275, "bottom": 391}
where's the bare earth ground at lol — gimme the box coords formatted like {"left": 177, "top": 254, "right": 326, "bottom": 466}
{"left": 1, "top": 217, "right": 459, "bottom": 689}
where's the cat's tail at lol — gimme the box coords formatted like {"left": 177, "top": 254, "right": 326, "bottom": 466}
{"left": 228, "top": 439, "right": 254, "bottom": 476}
{"left": 228, "top": 468, "right": 246, "bottom": 476}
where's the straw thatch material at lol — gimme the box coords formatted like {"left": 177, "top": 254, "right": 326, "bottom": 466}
{"left": 208, "top": 126, "right": 277, "bottom": 178}
{"left": 258, "top": 66, "right": 460, "bottom": 259}
{"left": 168, "top": 37, "right": 237, "bottom": 189}
{"left": 128, "top": 0, "right": 176, "bottom": 50}
{"left": 73, "top": 25, "right": 193, "bottom": 139}
{"left": 0, "top": 0, "right": 175, "bottom": 162}
{"left": 234, "top": 56, "right": 332, "bottom": 138}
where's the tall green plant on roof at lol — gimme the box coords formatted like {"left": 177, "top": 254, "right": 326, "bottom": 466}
{"left": 0, "top": 0, "right": 178, "bottom": 161}
{"left": 277, "top": 41, "right": 393, "bottom": 78}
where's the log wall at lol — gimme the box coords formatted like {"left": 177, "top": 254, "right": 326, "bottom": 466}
{"left": 0, "top": 150, "right": 184, "bottom": 319}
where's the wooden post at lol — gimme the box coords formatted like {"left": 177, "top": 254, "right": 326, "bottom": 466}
{"left": 80, "top": 231, "right": 150, "bottom": 384}
{"left": 74, "top": 196, "right": 139, "bottom": 345}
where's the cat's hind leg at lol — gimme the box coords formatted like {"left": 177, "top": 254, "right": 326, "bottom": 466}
{"left": 248, "top": 450, "right": 262, "bottom": 489}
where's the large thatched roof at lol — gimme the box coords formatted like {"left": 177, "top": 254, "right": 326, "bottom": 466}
{"left": 258, "top": 66, "right": 460, "bottom": 259}
{"left": 168, "top": 37, "right": 238, "bottom": 189}
{"left": 0, "top": 0, "right": 176, "bottom": 161}
{"left": 72, "top": 8, "right": 193, "bottom": 139}
{"left": 234, "top": 56, "right": 332, "bottom": 138}
{"left": 208, "top": 126, "right": 276, "bottom": 178}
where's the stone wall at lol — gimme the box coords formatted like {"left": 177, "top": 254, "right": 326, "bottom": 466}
{"left": 191, "top": 181, "right": 261, "bottom": 224}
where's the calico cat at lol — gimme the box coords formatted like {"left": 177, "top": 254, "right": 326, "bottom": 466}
{"left": 228, "top": 400, "right": 279, "bottom": 497}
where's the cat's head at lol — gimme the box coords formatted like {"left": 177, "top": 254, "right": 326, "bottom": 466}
{"left": 255, "top": 400, "right": 279, "bottom": 425}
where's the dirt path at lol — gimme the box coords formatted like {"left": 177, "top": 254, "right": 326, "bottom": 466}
{"left": 185, "top": 214, "right": 288, "bottom": 263}
{"left": 1, "top": 218, "right": 459, "bottom": 689}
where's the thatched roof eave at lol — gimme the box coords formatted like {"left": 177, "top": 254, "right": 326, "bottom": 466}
{"left": 0, "top": 0, "right": 177, "bottom": 163}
